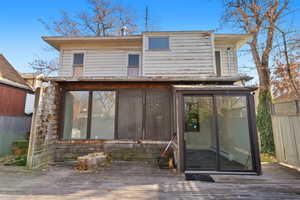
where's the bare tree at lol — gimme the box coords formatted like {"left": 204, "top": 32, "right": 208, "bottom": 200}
{"left": 222, "top": 0, "right": 291, "bottom": 154}
{"left": 28, "top": 58, "right": 58, "bottom": 76}
{"left": 223, "top": 0, "right": 289, "bottom": 98}
{"left": 31, "top": 0, "right": 138, "bottom": 75}
{"left": 40, "top": 0, "right": 138, "bottom": 36}
{"left": 272, "top": 31, "right": 300, "bottom": 100}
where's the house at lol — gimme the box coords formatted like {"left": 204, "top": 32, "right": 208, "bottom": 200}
{"left": 27, "top": 31, "right": 261, "bottom": 175}
{"left": 0, "top": 54, "right": 33, "bottom": 155}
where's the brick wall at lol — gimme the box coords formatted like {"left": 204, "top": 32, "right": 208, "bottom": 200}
{"left": 27, "top": 83, "right": 60, "bottom": 168}
{"left": 55, "top": 141, "right": 169, "bottom": 163}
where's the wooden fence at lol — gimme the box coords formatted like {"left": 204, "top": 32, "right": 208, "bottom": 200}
{"left": 271, "top": 100, "right": 300, "bottom": 169}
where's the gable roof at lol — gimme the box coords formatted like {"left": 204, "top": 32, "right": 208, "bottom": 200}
{"left": 0, "top": 54, "right": 32, "bottom": 91}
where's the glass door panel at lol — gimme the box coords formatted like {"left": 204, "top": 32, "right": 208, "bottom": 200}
{"left": 184, "top": 96, "right": 216, "bottom": 170}
{"left": 216, "top": 96, "right": 253, "bottom": 171}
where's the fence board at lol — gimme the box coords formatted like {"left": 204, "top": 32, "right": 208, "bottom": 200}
{"left": 272, "top": 100, "right": 300, "bottom": 169}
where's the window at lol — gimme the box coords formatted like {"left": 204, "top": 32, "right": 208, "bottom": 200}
{"left": 63, "top": 90, "right": 116, "bottom": 140}
{"left": 127, "top": 54, "right": 140, "bottom": 76}
{"left": 73, "top": 53, "right": 84, "bottom": 76}
{"left": 91, "top": 91, "right": 116, "bottom": 139}
{"left": 215, "top": 51, "right": 221, "bottom": 77}
{"left": 128, "top": 54, "right": 139, "bottom": 67}
{"left": 63, "top": 91, "right": 89, "bottom": 139}
{"left": 148, "top": 37, "right": 169, "bottom": 50}
{"left": 73, "top": 53, "right": 84, "bottom": 66}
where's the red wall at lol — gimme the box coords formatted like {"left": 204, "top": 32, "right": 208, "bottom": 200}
{"left": 0, "top": 84, "right": 26, "bottom": 116}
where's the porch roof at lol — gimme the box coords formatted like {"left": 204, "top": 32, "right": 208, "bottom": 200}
{"left": 172, "top": 84, "right": 257, "bottom": 91}
{"left": 42, "top": 74, "right": 252, "bottom": 83}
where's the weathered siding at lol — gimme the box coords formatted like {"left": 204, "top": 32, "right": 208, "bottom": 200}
{"left": 0, "top": 84, "right": 26, "bottom": 116}
{"left": 56, "top": 33, "right": 243, "bottom": 78}
{"left": 84, "top": 50, "right": 128, "bottom": 76}
{"left": 58, "top": 49, "right": 73, "bottom": 76}
{"left": 142, "top": 32, "right": 215, "bottom": 76}
{"left": 214, "top": 42, "right": 238, "bottom": 76}
{"left": 59, "top": 49, "right": 143, "bottom": 77}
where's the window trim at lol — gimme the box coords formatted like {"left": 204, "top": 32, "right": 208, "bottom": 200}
{"left": 147, "top": 37, "right": 170, "bottom": 51}
{"left": 60, "top": 89, "right": 117, "bottom": 141}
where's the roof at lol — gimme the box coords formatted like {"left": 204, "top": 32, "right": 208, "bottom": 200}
{"left": 43, "top": 74, "right": 252, "bottom": 83}
{"left": 43, "top": 30, "right": 252, "bottom": 50}
{"left": 214, "top": 34, "right": 252, "bottom": 48}
{"left": 0, "top": 54, "right": 32, "bottom": 91}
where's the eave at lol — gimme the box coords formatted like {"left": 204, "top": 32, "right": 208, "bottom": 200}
{"left": 42, "top": 35, "right": 143, "bottom": 50}
{"left": 42, "top": 75, "right": 252, "bottom": 83}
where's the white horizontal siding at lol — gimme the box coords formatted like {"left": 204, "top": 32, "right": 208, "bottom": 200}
{"left": 59, "top": 50, "right": 73, "bottom": 77}
{"left": 84, "top": 50, "right": 128, "bottom": 76}
{"left": 143, "top": 33, "right": 215, "bottom": 76}
{"left": 59, "top": 49, "right": 142, "bottom": 77}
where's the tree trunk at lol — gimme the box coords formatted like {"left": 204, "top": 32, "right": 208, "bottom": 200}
{"left": 257, "top": 64, "right": 272, "bottom": 106}
{"left": 256, "top": 64, "right": 275, "bottom": 154}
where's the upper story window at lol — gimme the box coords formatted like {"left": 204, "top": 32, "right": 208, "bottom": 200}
{"left": 148, "top": 37, "right": 169, "bottom": 50}
{"left": 128, "top": 54, "right": 139, "bottom": 67}
{"left": 73, "top": 53, "right": 84, "bottom": 76}
{"left": 127, "top": 54, "right": 140, "bottom": 76}
{"left": 73, "top": 53, "right": 84, "bottom": 67}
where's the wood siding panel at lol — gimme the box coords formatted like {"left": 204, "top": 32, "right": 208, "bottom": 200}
{"left": 0, "top": 85, "right": 26, "bottom": 116}
{"left": 143, "top": 33, "right": 215, "bottom": 76}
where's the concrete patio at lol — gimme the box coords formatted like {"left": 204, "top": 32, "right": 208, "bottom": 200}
{"left": 0, "top": 161, "right": 299, "bottom": 200}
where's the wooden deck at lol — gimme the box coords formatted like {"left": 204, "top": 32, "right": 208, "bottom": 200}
{"left": 0, "top": 162, "right": 300, "bottom": 199}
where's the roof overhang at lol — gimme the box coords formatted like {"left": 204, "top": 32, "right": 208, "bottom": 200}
{"left": 0, "top": 78, "right": 33, "bottom": 92}
{"left": 42, "top": 74, "right": 252, "bottom": 83}
{"left": 42, "top": 35, "right": 143, "bottom": 50}
{"left": 214, "top": 34, "right": 252, "bottom": 49}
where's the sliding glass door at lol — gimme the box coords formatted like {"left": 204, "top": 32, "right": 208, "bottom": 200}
{"left": 216, "top": 96, "right": 253, "bottom": 171}
{"left": 184, "top": 94, "right": 254, "bottom": 172}
{"left": 184, "top": 96, "right": 216, "bottom": 170}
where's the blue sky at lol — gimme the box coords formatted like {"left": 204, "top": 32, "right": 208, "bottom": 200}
{"left": 0, "top": 0, "right": 299, "bottom": 84}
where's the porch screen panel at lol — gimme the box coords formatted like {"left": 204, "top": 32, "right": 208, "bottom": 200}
{"left": 145, "top": 88, "right": 172, "bottom": 140}
{"left": 117, "top": 89, "right": 143, "bottom": 140}
{"left": 63, "top": 91, "right": 89, "bottom": 139}
{"left": 91, "top": 91, "right": 116, "bottom": 139}
{"left": 216, "top": 96, "right": 253, "bottom": 170}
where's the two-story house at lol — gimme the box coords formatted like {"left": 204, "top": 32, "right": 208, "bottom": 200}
{"left": 27, "top": 31, "right": 261, "bottom": 175}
